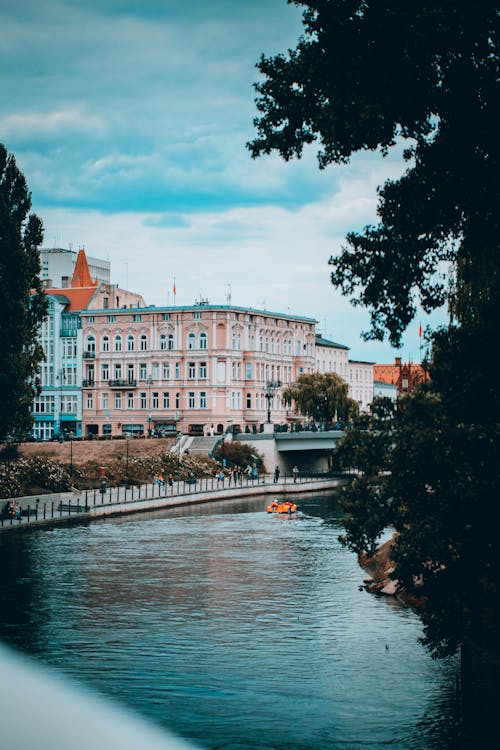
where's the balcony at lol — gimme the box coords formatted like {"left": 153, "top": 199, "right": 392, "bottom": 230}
{"left": 83, "top": 351, "right": 95, "bottom": 359}
{"left": 109, "top": 379, "right": 137, "bottom": 388}
{"left": 82, "top": 379, "right": 95, "bottom": 388}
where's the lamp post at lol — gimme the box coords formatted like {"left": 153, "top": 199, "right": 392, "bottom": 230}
{"left": 146, "top": 376, "right": 153, "bottom": 437}
{"left": 125, "top": 433, "right": 130, "bottom": 485}
{"left": 69, "top": 432, "right": 74, "bottom": 478}
{"left": 264, "top": 380, "right": 282, "bottom": 424}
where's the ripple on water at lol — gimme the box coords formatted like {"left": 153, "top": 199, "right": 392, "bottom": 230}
{"left": 0, "top": 493, "right": 465, "bottom": 749}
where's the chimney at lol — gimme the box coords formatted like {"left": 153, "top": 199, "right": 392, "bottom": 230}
{"left": 395, "top": 357, "right": 402, "bottom": 366}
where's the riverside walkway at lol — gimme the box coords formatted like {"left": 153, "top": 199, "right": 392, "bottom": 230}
{"left": 0, "top": 473, "right": 348, "bottom": 533}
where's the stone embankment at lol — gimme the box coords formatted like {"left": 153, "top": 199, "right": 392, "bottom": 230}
{"left": 359, "top": 536, "right": 425, "bottom": 611}
{"left": 0, "top": 475, "right": 348, "bottom": 533}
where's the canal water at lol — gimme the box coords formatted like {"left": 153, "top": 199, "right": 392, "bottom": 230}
{"left": 0, "top": 492, "right": 466, "bottom": 749}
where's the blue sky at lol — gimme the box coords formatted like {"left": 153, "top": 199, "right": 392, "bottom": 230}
{"left": 1, "top": 0, "right": 444, "bottom": 362}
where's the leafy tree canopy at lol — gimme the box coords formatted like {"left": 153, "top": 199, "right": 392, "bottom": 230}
{"left": 248, "top": 0, "right": 499, "bottom": 345}
{"left": 0, "top": 144, "right": 47, "bottom": 442}
{"left": 282, "top": 371, "right": 358, "bottom": 426}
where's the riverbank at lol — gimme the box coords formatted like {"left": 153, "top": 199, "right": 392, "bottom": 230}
{"left": 0, "top": 475, "right": 348, "bottom": 533}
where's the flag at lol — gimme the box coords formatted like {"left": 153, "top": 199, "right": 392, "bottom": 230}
{"left": 418, "top": 323, "right": 422, "bottom": 338}
{"left": 173, "top": 278, "right": 176, "bottom": 296}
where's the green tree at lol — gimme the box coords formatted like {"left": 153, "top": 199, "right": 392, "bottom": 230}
{"left": 248, "top": 0, "right": 500, "bottom": 664}
{"left": 282, "top": 371, "right": 358, "bottom": 427}
{"left": 0, "top": 144, "right": 47, "bottom": 442}
{"left": 248, "top": 0, "right": 499, "bottom": 345}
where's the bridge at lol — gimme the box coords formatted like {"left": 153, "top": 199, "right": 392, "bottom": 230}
{"left": 274, "top": 430, "right": 345, "bottom": 452}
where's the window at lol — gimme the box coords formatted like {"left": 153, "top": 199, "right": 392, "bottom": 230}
{"left": 127, "top": 364, "right": 135, "bottom": 383}
{"left": 87, "top": 316, "right": 94, "bottom": 323}
{"left": 168, "top": 334, "right": 174, "bottom": 350}
{"left": 246, "top": 393, "right": 251, "bottom": 408}
{"left": 160, "top": 334, "right": 167, "bottom": 350}
{"left": 188, "top": 362, "right": 196, "bottom": 379}
{"left": 199, "top": 362, "right": 207, "bottom": 379}
{"left": 175, "top": 362, "right": 180, "bottom": 379}
{"left": 188, "top": 391, "right": 195, "bottom": 408}
{"left": 86, "top": 335, "right": 95, "bottom": 353}
{"left": 114, "top": 335, "right": 122, "bottom": 352}
{"left": 114, "top": 364, "right": 122, "bottom": 379}
{"left": 246, "top": 363, "right": 252, "bottom": 379}
{"left": 200, "top": 391, "right": 207, "bottom": 409}
{"left": 232, "top": 332, "right": 241, "bottom": 350}
{"left": 175, "top": 392, "right": 180, "bottom": 409}
{"left": 127, "top": 335, "right": 135, "bottom": 351}
{"left": 101, "top": 393, "right": 109, "bottom": 409}
{"left": 102, "top": 364, "right": 109, "bottom": 380}
{"left": 140, "top": 392, "right": 147, "bottom": 409}
{"left": 115, "top": 393, "right": 122, "bottom": 409}
{"left": 163, "top": 362, "right": 170, "bottom": 379}
{"left": 163, "top": 313, "right": 170, "bottom": 321}
{"left": 199, "top": 332, "right": 207, "bottom": 349}
{"left": 127, "top": 392, "right": 134, "bottom": 409}
{"left": 153, "top": 362, "right": 159, "bottom": 378}
{"left": 103, "top": 297, "right": 109, "bottom": 309}
{"left": 140, "top": 363, "right": 147, "bottom": 380}
{"left": 34, "top": 395, "right": 55, "bottom": 413}
{"left": 103, "top": 423, "right": 112, "bottom": 436}
{"left": 108, "top": 315, "right": 116, "bottom": 323}
{"left": 140, "top": 334, "right": 148, "bottom": 351}
{"left": 86, "top": 393, "right": 93, "bottom": 409}
{"left": 163, "top": 392, "right": 170, "bottom": 409}
{"left": 102, "top": 335, "right": 109, "bottom": 352}
{"left": 193, "top": 311, "right": 202, "bottom": 319}
{"left": 188, "top": 332, "right": 196, "bottom": 350}
{"left": 134, "top": 314, "right": 142, "bottom": 322}
{"left": 152, "top": 392, "right": 159, "bottom": 409}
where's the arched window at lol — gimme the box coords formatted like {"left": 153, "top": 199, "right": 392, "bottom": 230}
{"left": 160, "top": 334, "right": 167, "bottom": 350}
{"left": 188, "top": 332, "right": 196, "bottom": 350}
{"left": 102, "top": 335, "right": 109, "bottom": 352}
{"left": 114, "top": 335, "right": 122, "bottom": 352}
{"left": 168, "top": 334, "right": 174, "bottom": 350}
{"left": 86, "top": 335, "right": 95, "bottom": 353}
{"left": 140, "top": 334, "right": 148, "bottom": 351}
{"left": 127, "top": 335, "right": 135, "bottom": 351}
{"left": 199, "top": 332, "right": 207, "bottom": 350}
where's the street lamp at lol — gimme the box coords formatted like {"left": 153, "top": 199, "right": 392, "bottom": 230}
{"left": 125, "top": 433, "right": 130, "bottom": 485}
{"left": 264, "top": 380, "right": 282, "bottom": 424}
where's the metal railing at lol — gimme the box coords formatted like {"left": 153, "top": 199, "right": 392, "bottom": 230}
{"left": 0, "top": 472, "right": 345, "bottom": 530}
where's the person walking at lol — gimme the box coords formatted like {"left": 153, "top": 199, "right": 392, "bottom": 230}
{"left": 292, "top": 465, "right": 299, "bottom": 483}
{"left": 273, "top": 466, "right": 280, "bottom": 483}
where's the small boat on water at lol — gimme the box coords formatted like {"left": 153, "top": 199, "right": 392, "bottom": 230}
{"left": 266, "top": 500, "right": 297, "bottom": 514}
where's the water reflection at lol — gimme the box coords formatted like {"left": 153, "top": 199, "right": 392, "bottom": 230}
{"left": 0, "top": 493, "right": 469, "bottom": 748}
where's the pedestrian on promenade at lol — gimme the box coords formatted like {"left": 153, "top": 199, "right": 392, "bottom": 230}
{"left": 273, "top": 466, "right": 280, "bottom": 483}
{"left": 292, "top": 465, "right": 299, "bottom": 483}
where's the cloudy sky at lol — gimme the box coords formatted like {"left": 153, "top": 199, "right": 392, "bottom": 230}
{"left": 1, "top": 0, "right": 445, "bottom": 362}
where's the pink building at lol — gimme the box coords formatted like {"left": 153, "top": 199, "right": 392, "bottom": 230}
{"left": 81, "top": 304, "right": 317, "bottom": 438}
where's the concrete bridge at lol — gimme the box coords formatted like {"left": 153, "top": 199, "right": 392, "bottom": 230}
{"left": 274, "top": 430, "right": 345, "bottom": 452}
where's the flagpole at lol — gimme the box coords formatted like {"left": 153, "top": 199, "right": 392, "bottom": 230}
{"left": 173, "top": 277, "right": 176, "bottom": 307}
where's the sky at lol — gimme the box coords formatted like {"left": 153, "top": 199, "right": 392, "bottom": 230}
{"left": 1, "top": 0, "right": 445, "bottom": 363}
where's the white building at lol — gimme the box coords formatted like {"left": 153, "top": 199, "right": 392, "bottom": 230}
{"left": 373, "top": 379, "right": 397, "bottom": 401}
{"left": 40, "top": 247, "right": 110, "bottom": 288}
{"left": 315, "top": 335, "right": 374, "bottom": 411}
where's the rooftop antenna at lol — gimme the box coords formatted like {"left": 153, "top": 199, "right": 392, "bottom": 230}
{"left": 226, "top": 284, "right": 232, "bottom": 305}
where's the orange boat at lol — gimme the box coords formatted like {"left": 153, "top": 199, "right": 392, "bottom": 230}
{"left": 266, "top": 500, "right": 297, "bottom": 514}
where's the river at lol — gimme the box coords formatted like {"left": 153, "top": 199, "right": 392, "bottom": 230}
{"left": 0, "top": 492, "right": 468, "bottom": 749}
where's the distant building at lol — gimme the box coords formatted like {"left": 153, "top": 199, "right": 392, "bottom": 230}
{"left": 373, "top": 380, "right": 398, "bottom": 401}
{"left": 315, "top": 335, "right": 374, "bottom": 411}
{"left": 374, "top": 357, "right": 425, "bottom": 395}
{"left": 40, "top": 247, "right": 110, "bottom": 288}
{"left": 33, "top": 250, "right": 145, "bottom": 440}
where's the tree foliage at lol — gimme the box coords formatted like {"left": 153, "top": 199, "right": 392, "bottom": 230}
{"left": 249, "top": 2, "right": 500, "bottom": 661}
{"left": 282, "top": 371, "right": 358, "bottom": 426}
{"left": 248, "top": 0, "right": 499, "bottom": 346}
{"left": 0, "top": 144, "right": 47, "bottom": 442}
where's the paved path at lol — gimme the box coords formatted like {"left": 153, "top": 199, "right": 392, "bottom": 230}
{"left": 0, "top": 475, "right": 347, "bottom": 533}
